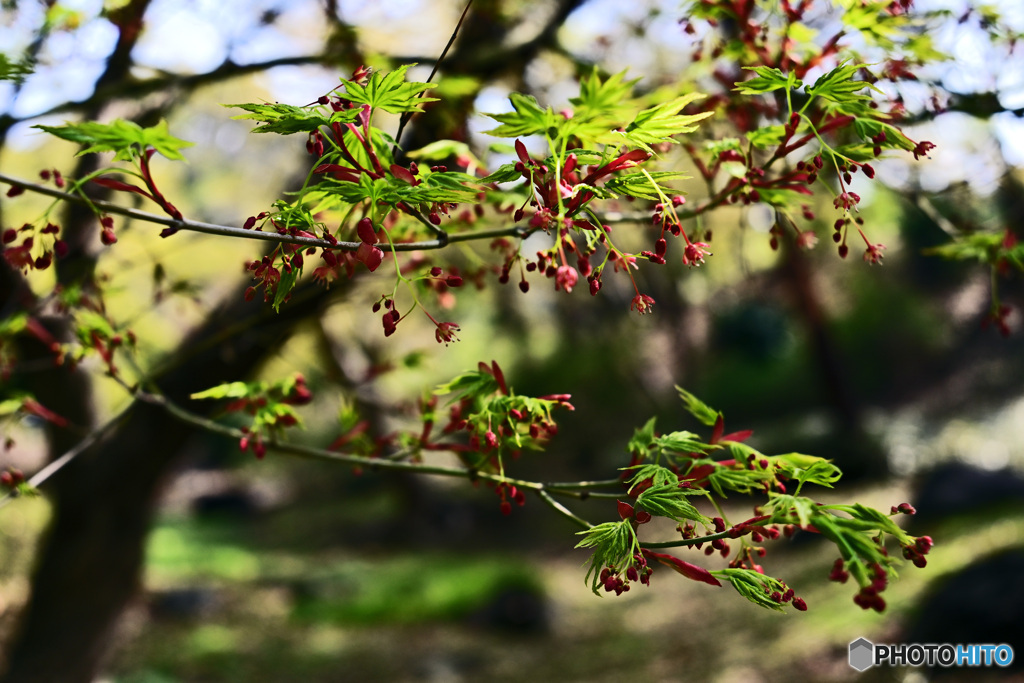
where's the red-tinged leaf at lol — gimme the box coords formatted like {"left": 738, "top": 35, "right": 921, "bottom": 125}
{"left": 711, "top": 414, "right": 724, "bottom": 444}
{"left": 21, "top": 398, "right": 69, "bottom": 428}
{"left": 314, "top": 164, "right": 360, "bottom": 181}
{"left": 355, "top": 242, "right": 383, "bottom": 271}
{"left": 721, "top": 429, "right": 754, "bottom": 443}
{"left": 515, "top": 138, "right": 529, "bottom": 163}
{"left": 356, "top": 217, "right": 377, "bottom": 245}
{"left": 617, "top": 500, "right": 635, "bottom": 520}
{"left": 390, "top": 164, "right": 416, "bottom": 184}
{"left": 478, "top": 361, "right": 493, "bottom": 375}
{"left": 614, "top": 148, "right": 651, "bottom": 166}
{"left": 643, "top": 550, "right": 722, "bottom": 586}
{"left": 490, "top": 360, "right": 508, "bottom": 395}
{"left": 91, "top": 176, "right": 155, "bottom": 200}
{"left": 682, "top": 463, "right": 715, "bottom": 485}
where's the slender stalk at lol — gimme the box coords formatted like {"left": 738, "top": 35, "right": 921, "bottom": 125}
{"left": 0, "top": 404, "right": 134, "bottom": 511}
{"left": 0, "top": 172, "right": 524, "bottom": 252}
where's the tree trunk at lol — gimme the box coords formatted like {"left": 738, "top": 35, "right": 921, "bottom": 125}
{"left": 0, "top": 283, "right": 334, "bottom": 683}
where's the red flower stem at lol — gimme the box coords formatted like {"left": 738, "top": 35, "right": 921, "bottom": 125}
{"left": 346, "top": 122, "right": 384, "bottom": 176}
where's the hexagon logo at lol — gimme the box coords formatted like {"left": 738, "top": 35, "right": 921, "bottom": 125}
{"left": 849, "top": 637, "right": 874, "bottom": 672}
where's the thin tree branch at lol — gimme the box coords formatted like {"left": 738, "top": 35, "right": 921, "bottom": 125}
{"left": 535, "top": 488, "right": 593, "bottom": 529}
{"left": 0, "top": 172, "right": 527, "bottom": 251}
{"left": 392, "top": 0, "right": 474, "bottom": 155}
{"left": 132, "top": 388, "right": 624, "bottom": 505}
{"left": 0, "top": 404, "right": 134, "bottom": 511}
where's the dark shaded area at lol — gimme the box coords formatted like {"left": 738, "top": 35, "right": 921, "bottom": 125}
{"left": 905, "top": 548, "right": 1024, "bottom": 674}
{"left": 910, "top": 462, "right": 1024, "bottom": 525}
{"left": 0, "top": 282, "right": 336, "bottom": 683}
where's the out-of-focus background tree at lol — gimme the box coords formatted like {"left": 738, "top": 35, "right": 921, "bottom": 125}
{"left": 1, "top": 0, "right": 1023, "bottom": 681}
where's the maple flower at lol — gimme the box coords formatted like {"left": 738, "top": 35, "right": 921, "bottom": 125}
{"left": 912, "top": 140, "right": 936, "bottom": 160}
{"left": 631, "top": 294, "right": 656, "bottom": 314}
{"left": 435, "top": 321, "right": 460, "bottom": 345}
{"left": 682, "top": 240, "right": 711, "bottom": 267}
{"left": 611, "top": 253, "right": 638, "bottom": 273}
{"left": 833, "top": 191, "right": 861, "bottom": 210}
{"left": 863, "top": 242, "right": 886, "bottom": 264}
{"left": 796, "top": 229, "right": 818, "bottom": 250}
{"left": 555, "top": 265, "right": 578, "bottom": 292}
{"left": 858, "top": 228, "right": 885, "bottom": 265}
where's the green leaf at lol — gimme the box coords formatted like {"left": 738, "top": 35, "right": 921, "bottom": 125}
{"left": 624, "top": 463, "right": 680, "bottom": 488}
{"left": 620, "top": 93, "right": 712, "bottom": 149}
{"left": 734, "top": 66, "right": 802, "bottom": 95}
{"left": 627, "top": 417, "right": 657, "bottom": 458}
{"left": 34, "top": 119, "right": 192, "bottom": 161}
{"left": 713, "top": 568, "right": 788, "bottom": 611}
{"left": 0, "top": 53, "right": 34, "bottom": 85}
{"left": 229, "top": 102, "right": 359, "bottom": 135}
{"left": 655, "top": 431, "right": 715, "bottom": 455}
{"left": 0, "top": 397, "right": 28, "bottom": 417}
{"left": 773, "top": 453, "right": 842, "bottom": 489}
{"left": 805, "top": 61, "right": 881, "bottom": 104}
{"left": 635, "top": 482, "right": 710, "bottom": 524}
{"left": 0, "top": 313, "right": 28, "bottom": 336}
{"left": 570, "top": 68, "right": 640, "bottom": 116}
{"left": 746, "top": 124, "right": 786, "bottom": 150}
{"left": 604, "top": 171, "right": 687, "bottom": 201}
{"left": 190, "top": 381, "right": 255, "bottom": 401}
{"left": 480, "top": 163, "right": 523, "bottom": 184}
{"left": 676, "top": 387, "right": 720, "bottom": 427}
{"left": 925, "top": 232, "right": 1003, "bottom": 263}
{"left": 705, "top": 459, "right": 775, "bottom": 498}
{"left": 574, "top": 521, "right": 637, "bottom": 593}
{"left": 433, "top": 369, "right": 500, "bottom": 403}
{"left": 407, "top": 139, "right": 478, "bottom": 165}
{"left": 74, "top": 310, "right": 117, "bottom": 339}
{"left": 483, "top": 92, "right": 560, "bottom": 138}
{"left": 852, "top": 117, "right": 917, "bottom": 152}
{"left": 765, "top": 494, "right": 819, "bottom": 528}
{"left": 272, "top": 265, "right": 298, "bottom": 312}
{"left": 339, "top": 64, "right": 438, "bottom": 114}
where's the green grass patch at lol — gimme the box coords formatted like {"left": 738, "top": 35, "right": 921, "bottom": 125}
{"left": 291, "top": 554, "right": 541, "bottom": 625}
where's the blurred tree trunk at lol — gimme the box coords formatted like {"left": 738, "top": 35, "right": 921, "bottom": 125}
{"left": 0, "top": 283, "right": 334, "bottom": 683}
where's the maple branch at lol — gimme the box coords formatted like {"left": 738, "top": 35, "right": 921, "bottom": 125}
{"left": 0, "top": 172, "right": 527, "bottom": 251}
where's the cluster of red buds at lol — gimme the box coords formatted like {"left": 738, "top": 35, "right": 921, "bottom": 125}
{"left": 600, "top": 554, "right": 653, "bottom": 595}
{"left": 902, "top": 535, "right": 933, "bottom": 569}
{"left": 228, "top": 375, "right": 312, "bottom": 458}
{"left": 238, "top": 427, "right": 267, "bottom": 459}
{"left": 4, "top": 227, "right": 43, "bottom": 271}
{"left": 852, "top": 561, "right": 890, "bottom": 612}
{"left": 494, "top": 481, "right": 526, "bottom": 516}
{"left": 1, "top": 468, "right": 25, "bottom": 490}
{"left": 372, "top": 296, "right": 402, "bottom": 336}
{"left": 2, "top": 213, "right": 66, "bottom": 272}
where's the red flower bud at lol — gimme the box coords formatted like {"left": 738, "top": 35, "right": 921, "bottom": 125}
{"left": 356, "top": 217, "right": 376, "bottom": 244}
